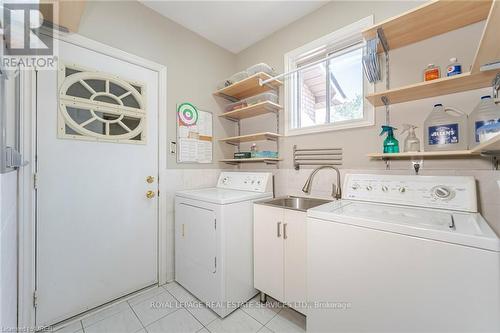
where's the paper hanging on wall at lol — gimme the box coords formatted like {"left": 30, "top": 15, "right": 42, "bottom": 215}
{"left": 176, "top": 103, "right": 213, "bottom": 164}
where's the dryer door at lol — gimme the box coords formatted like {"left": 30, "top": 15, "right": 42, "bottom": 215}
{"left": 175, "top": 201, "right": 219, "bottom": 304}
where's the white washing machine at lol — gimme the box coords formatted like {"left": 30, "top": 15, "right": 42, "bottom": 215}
{"left": 307, "top": 174, "right": 500, "bottom": 332}
{"left": 175, "top": 172, "right": 273, "bottom": 317}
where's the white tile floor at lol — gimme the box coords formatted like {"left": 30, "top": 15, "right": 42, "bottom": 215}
{"left": 52, "top": 282, "right": 306, "bottom": 333}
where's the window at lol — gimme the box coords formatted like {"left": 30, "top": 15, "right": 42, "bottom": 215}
{"left": 284, "top": 16, "right": 374, "bottom": 136}
{"left": 58, "top": 64, "right": 147, "bottom": 144}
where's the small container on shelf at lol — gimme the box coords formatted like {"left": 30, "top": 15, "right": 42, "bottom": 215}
{"left": 229, "top": 71, "right": 249, "bottom": 83}
{"left": 234, "top": 152, "right": 252, "bottom": 159}
{"left": 246, "top": 63, "right": 276, "bottom": 76}
{"left": 477, "top": 123, "right": 500, "bottom": 143}
{"left": 225, "top": 100, "right": 248, "bottom": 112}
{"left": 424, "top": 64, "right": 441, "bottom": 81}
{"left": 446, "top": 58, "right": 462, "bottom": 77}
{"left": 244, "top": 91, "right": 279, "bottom": 106}
{"left": 251, "top": 151, "right": 278, "bottom": 158}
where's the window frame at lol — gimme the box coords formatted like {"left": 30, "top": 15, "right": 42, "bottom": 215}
{"left": 284, "top": 16, "right": 374, "bottom": 137}
{"left": 58, "top": 63, "right": 147, "bottom": 144}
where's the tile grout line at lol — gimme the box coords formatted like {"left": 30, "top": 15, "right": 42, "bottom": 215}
{"left": 131, "top": 289, "right": 184, "bottom": 331}
{"left": 127, "top": 300, "right": 148, "bottom": 332}
{"left": 163, "top": 284, "right": 220, "bottom": 330}
{"left": 163, "top": 287, "right": 209, "bottom": 329}
{"left": 240, "top": 304, "right": 283, "bottom": 326}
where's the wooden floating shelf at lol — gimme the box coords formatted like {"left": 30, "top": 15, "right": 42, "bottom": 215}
{"left": 366, "top": 71, "right": 499, "bottom": 107}
{"left": 362, "top": 0, "right": 492, "bottom": 53}
{"left": 220, "top": 158, "right": 282, "bottom": 164}
{"left": 219, "top": 132, "right": 281, "bottom": 144}
{"left": 367, "top": 151, "right": 478, "bottom": 158}
{"left": 472, "top": 0, "right": 500, "bottom": 73}
{"left": 367, "top": 134, "right": 500, "bottom": 159}
{"left": 214, "top": 72, "right": 282, "bottom": 100}
{"left": 219, "top": 101, "right": 282, "bottom": 120}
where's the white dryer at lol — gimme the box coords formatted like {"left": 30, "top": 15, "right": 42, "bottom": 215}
{"left": 307, "top": 174, "right": 500, "bottom": 332}
{"left": 175, "top": 172, "right": 273, "bottom": 317}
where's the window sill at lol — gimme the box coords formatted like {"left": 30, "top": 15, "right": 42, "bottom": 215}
{"left": 285, "top": 119, "right": 374, "bottom": 137}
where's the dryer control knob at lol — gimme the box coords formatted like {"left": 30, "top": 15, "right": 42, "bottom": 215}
{"left": 432, "top": 186, "right": 453, "bottom": 200}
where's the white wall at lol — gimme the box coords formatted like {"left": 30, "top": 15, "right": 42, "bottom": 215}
{"left": 0, "top": 172, "right": 18, "bottom": 331}
{"left": 78, "top": 0, "right": 237, "bottom": 170}
{"left": 232, "top": 1, "right": 500, "bottom": 233}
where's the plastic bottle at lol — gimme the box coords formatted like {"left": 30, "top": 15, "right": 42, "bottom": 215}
{"left": 380, "top": 126, "right": 399, "bottom": 153}
{"left": 401, "top": 124, "right": 421, "bottom": 152}
{"left": 469, "top": 95, "right": 500, "bottom": 148}
{"left": 424, "top": 64, "right": 440, "bottom": 81}
{"left": 424, "top": 104, "right": 468, "bottom": 151}
{"left": 446, "top": 58, "right": 462, "bottom": 77}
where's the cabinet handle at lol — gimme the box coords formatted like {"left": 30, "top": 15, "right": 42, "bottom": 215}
{"left": 277, "top": 222, "right": 282, "bottom": 238}
{"left": 182, "top": 224, "right": 185, "bottom": 237}
{"left": 283, "top": 223, "right": 288, "bottom": 240}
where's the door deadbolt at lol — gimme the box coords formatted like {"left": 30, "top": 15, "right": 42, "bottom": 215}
{"left": 146, "top": 176, "right": 155, "bottom": 183}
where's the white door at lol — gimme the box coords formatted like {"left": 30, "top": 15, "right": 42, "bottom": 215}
{"left": 253, "top": 205, "right": 284, "bottom": 301}
{"left": 36, "top": 40, "right": 159, "bottom": 326}
{"left": 175, "top": 201, "right": 218, "bottom": 303}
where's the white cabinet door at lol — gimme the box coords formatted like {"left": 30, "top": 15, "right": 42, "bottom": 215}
{"left": 254, "top": 204, "right": 284, "bottom": 301}
{"left": 284, "top": 209, "right": 307, "bottom": 311}
{"left": 175, "top": 202, "right": 218, "bottom": 303}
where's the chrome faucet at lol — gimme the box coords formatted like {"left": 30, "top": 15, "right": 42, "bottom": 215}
{"left": 302, "top": 165, "right": 342, "bottom": 200}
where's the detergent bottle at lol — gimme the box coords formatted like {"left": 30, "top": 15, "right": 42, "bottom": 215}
{"left": 469, "top": 95, "right": 500, "bottom": 148}
{"left": 401, "top": 124, "right": 421, "bottom": 152}
{"left": 424, "top": 104, "right": 468, "bottom": 151}
{"left": 380, "top": 126, "right": 399, "bottom": 153}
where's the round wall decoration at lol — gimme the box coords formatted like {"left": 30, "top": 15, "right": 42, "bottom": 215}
{"left": 177, "top": 102, "right": 199, "bottom": 126}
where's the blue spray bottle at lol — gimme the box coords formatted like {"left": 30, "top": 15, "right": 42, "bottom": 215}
{"left": 380, "top": 126, "right": 400, "bottom": 153}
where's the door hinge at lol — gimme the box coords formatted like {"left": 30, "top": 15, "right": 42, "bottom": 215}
{"left": 33, "top": 290, "right": 38, "bottom": 308}
{"left": 33, "top": 173, "right": 38, "bottom": 189}
{"left": 214, "top": 218, "right": 216, "bottom": 230}
{"left": 213, "top": 257, "right": 217, "bottom": 273}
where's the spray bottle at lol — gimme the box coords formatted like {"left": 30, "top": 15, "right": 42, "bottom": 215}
{"left": 401, "top": 124, "right": 421, "bottom": 152}
{"left": 380, "top": 126, "right": 399, "bottom": 153}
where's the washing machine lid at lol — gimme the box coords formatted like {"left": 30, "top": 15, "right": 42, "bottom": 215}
{"left": 308, "top": 201, "right": 500, "bottom": 251}
{"left": 176, "top": 188, "right": 272, "bottom": 205}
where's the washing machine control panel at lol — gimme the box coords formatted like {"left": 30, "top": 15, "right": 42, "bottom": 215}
{"left": 217, "top": 172, "right": 272, "bottom": 192}
{"left": 344, "top": 174, "right": 477, "bottom": 212}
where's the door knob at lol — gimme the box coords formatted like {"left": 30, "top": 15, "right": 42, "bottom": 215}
{"left": 146, "top": 176, "right": 155, "bottom": 183}
{"left": 146, "top": 190, "right": 156, "bottom": 199}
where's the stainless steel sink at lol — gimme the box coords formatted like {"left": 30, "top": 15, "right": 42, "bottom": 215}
{"left": 258, "top": 196, "right": 331, "bottom": 212}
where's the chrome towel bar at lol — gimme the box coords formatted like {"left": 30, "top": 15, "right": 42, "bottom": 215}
{"left": 293, "top": 145, "right": 343, "bottom": 170}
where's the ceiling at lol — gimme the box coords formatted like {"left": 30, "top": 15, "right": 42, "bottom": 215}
{"left": 140, "top": 1, "right": 329, "bottom": 54}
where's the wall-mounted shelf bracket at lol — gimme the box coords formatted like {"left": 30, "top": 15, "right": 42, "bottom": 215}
{"left": 217, "top": 93, "right": 239, "bottom": 102}
{"left": 222, "top": 116, "right": 239, "bottom": 123}
{"left": 381, "top": 95, "right": 391, "bottom": 126}
{"left": 493, "top": 73, "right": 500, "bottom": 99}
{"left": 480, "top": 150, "right": 500, "bottom": 170}
{"left": 376, "top": 28, "right": 390, "bottom": 54}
